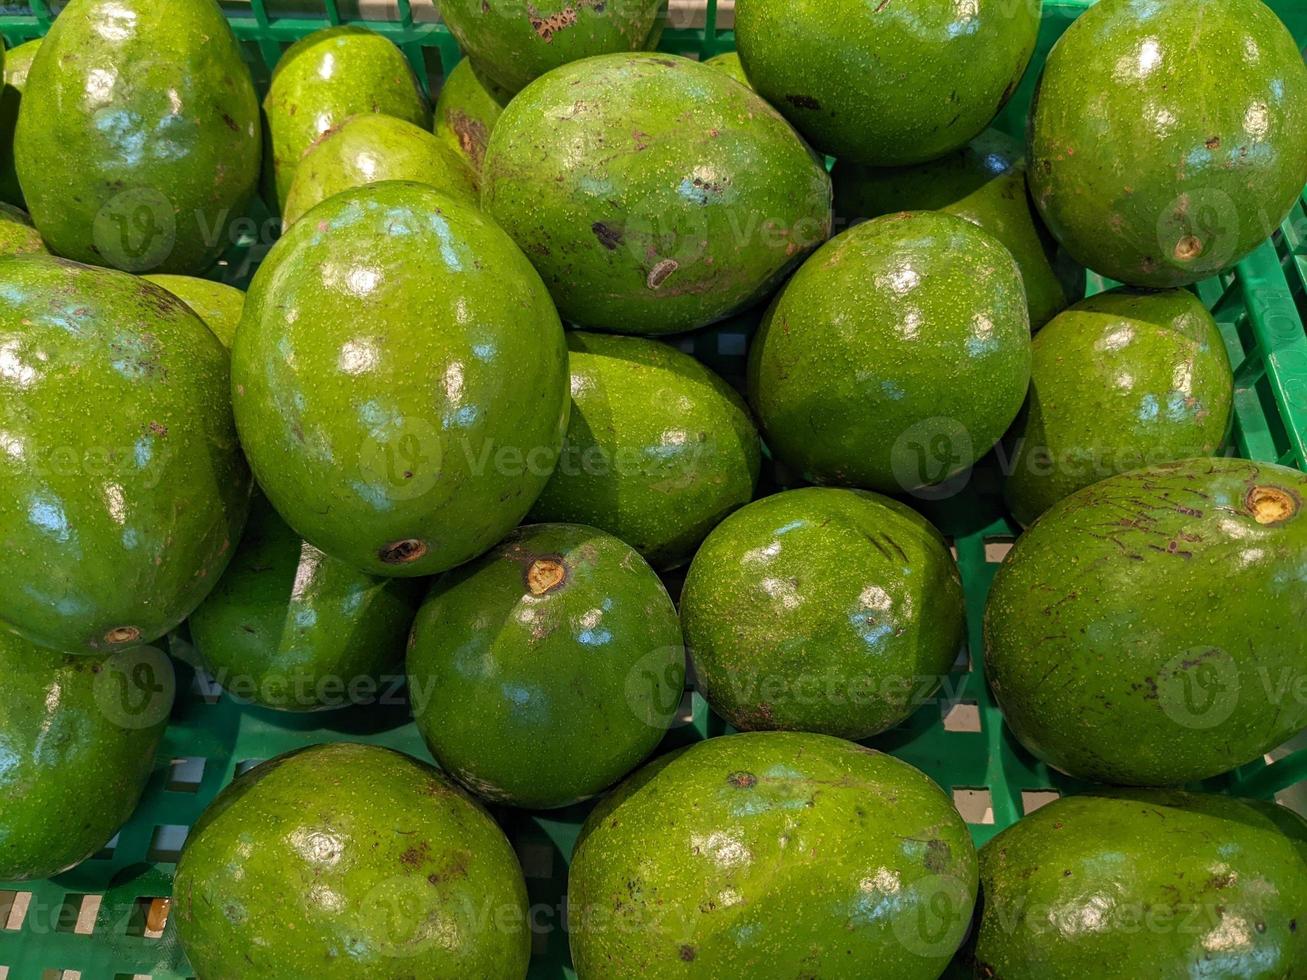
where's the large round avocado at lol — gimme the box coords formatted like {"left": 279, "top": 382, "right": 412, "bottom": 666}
{"left": 142, "top": 274, "right": 244, "bottom": 349}
{"left": 569, "top": 731, "right": 978, "bottom": 978}
{"left": 173, "top": 742, "right": 530, "bottom": 979}
{"left": 231, "top": 182, "right": 569, "bottom": 578}
{"left": 703, "top": 51, "right": 753, "bottom": 89}
{"left": 0, "top": 256, "right": 250, "bottom": 653}
{"left": 481, "top": 52, "right": 832, "bottom": 336}
{"left": 14, "top": 0, "right": 260, "bottom": 274}
{"left": 408, "top": 523, "right": 684, "bottom": 809}
{"left": 0, "top": 201, "right": 46, "bottom": 257}
{"left": 985, "top": 457, "right": 1307, "bottom": 785}
{"left": 734, "top": 0, "right": 1040, "bottom": 165}
{"left": 432, "top": 58, "right": 508, "bottom": 179}
{"left": 975, "top": 790, "right": 1307, "bottom": 978}
{"left": 0, "top": 38, "right": 40, "bottom": 208}
{"left": 1005, "top": 288, "right": 1234, "bottom": 526}
{"left": 528, "top": 332, "right": 761, "bottom": 570}
{"left": 1028, "top": 0, "right": 1307, "bottom": 287}
{"left": 748, "top": 211, "right": 1032, "bottom": 493}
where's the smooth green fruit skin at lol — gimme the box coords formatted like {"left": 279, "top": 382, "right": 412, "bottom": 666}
{"left": 189, "top": 498, "right": 425, "bottom": 712}
{"left": 14, "top": 0, "right": 260, "bottom": 274}
{"left": 569, "top": 732, "right": 978, "bottom": 979}
{"left": 735, "top": 0, "right": 1040, "bottom": 165}
{"left": 985, "top": 457, "right": 1307, "bottom": 786}
{"left": 173, "top": 742, "right": 530, "bottom": 979}
{"left": 232, "top": 182, "right": 569, "bottom": 578}
{"left": 283, "top": 113, "right": 478, "bottom": 227}
{"left": 528, "top": 332, "right": 761, "bottom": 570}
{"left": 0, "top": 201, "right": 46, "bottom": 257}
{"left": 833, "top": 129, "right": 1078, "bottom": 330}
{"left": 439, "top": 0, "right": 666, "bottom": 96}
{"left": 408, "top": 523, "right": 684, "bottom": 809}
{"left": 748, "top": 211, "right": 1032, "bottom": 492}
{"left": 1005, "top": 289, "right": 1233, "bottom": 526}
{"left": 0, "top": 256, "right": 250, "bottom": 653}
{"left": 703, "top": 50, "right": 752, "bottom": 89}
{"left": 142, "top": 274, "right": 244, "bottom": 349}
{"left": 263, "top": 27, "right": 431, "bottom": 213}
{"left": 0, "top": 39, "right": 40, "bottom": 207}
{"left": 681, "top": 488, "right": 964, "bottom": 740}
{"left": 433, "top": 58, "right": 507, "bottom": 178}
{"left": 482, "top": 52, "right": 833, "bottom": 336}
{"left": 976, "top": 790, "right": 1307, "bottom": 979}
{"left": 1028, "top": 0, "right": 1307, "bottom": 288}
{"left": 0, "top": 632, "right": 168, "bottom": 880}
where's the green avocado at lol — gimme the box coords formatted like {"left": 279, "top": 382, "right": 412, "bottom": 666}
{"left": 231, "top": 182, "right": 569, "bottom": 578}
{"left": 408, "top": 523, "right": 684, "bottom": 809}
{"left": 528, "top": 332, "right": 761, "bottom": 570}
{"left": 975, "top": 790, "right": 1307, "bottom": 978}
{"left": 1005, "top": 288, "right": 1234, "bottom": 526}
{"left": 681, "top": 487, "right": 964, "bottom": 740}
{"left": 0, "top": 201, "right": 46, "bottom": 257}
{"left": 263, "top": 26, "right": 431, "bottom": 213}
{"left": 734, "top": 0, "right": 1040, "bottom": 165}
{"left": 0, "top": 631, "right": 170, "bottom": 880}
{"left": 1028, "top": 0, "right": 1307, "bottom": 287}
{"left": 14, "top": 0, "right": 260, "bottom": 274}
{"left": 0, "top": 256, "right": 250, "bottom": 653}
{"left": 482, "top": 52, "right": 833, "bottom": 336}
{"left": 173, "top": 742, "right": 530, "bottom": 979}
{"left": 433, "top": 58, "right": 508, "bottom": 179}
{"left": 985, "top": 457, "right": 1307, "bottom": 786}
{"left": 569, "top": 731, "right": 978, "bottom": 978}
{"left": 282, "top": 114, "right": 479, "bottom": 228}
{"left": 438, "top": 0, "right": 666, "bottom": 96}
{"left": 703, "top": 50, "right": 752, "bottom": 89}
{"left": 189, "top": 498, "right": 425, "bottom": 713}
{"left": 142, "top": 274, "right": 244, "bottom": 349}
{"left": 0, "top": 38, "right": 40, "bottom": 207}
{"left": 748, "top": 211, "right": 1032, "bottom": 493}
{"left": 832, "top": 128, "right": 1079, "bottom": 330}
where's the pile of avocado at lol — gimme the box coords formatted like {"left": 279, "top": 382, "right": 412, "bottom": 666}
{"left": 0, "top": 0, "right": 1304, "bottom": 977}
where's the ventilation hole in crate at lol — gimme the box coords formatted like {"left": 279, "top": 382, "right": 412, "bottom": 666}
{"left": 92, "top": 832, "right": 120, "bottom": 861}
{"left": 147, "top": 825, "right": 190, "bottom": 864}
{"left": 952, "top": 643, "right": 971, "bottom": 672}
{"left": 941, "top": 701, "right": 982, "bottom": 733}
{"left": 716, "top": 333, "right": 747, "bottom": 357}
{"left": 55, "top": 894, "right": 90, "bottom": 935}
{"left": 516, "top": 842, "right": 554, "bottom": 880}
{"left": 952, "top": 787, "right": 995, "bottom": 825}
{"left": 676, "top": 688, "right": 695, "bottom": 727}
{"left": 945, "top": 537, "right": 958, "bottom": 560}
{"left": 983, "top": 536, "right": 1015, "bottom": 563}
{"left": 126, "top": 897, "right": 170, "bottom": 939}
{"left": 0, "top": 965, "right": 7, "bottom": 980}
{"left": 1, "top": 890, "right": 31, "bottom": 930}
{"left": 168, "top": 757, "right": 206, "bottom": 793}
{"left": 39, "top": 971, "right": 80, "bottom": 980}
{"left": 235, "top": 759, "right": 265, "bottom": 776}
{"left": 1021, "top": 789, "right": 1062, "bottom": 815}
{"left": 191, "top": 671, "right": 223, "bottom": 704}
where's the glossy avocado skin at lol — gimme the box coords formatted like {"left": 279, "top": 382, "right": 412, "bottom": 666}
{"left": 569, "top": 732, "right": 978, "bottom": 979}
{"left": 282, "top": 113, "right": 478, "bottom": 227}
{"left": 142, "top": 274, "right": 244, "bottom": 349}
{"left": 432, "top": 58, "right": 507, "bottom": 179}
{"left": 1028, "top": 0, "right": 1307, "bottom": 287}
{"left": 1005, "top": 288, "right": 1233, "bottom": 526}
{"left": 528, "top": 332, "right": 761, "bottom": 570}
{"left": 14, "top": 0, "right": 260, "bottom": 274}
{"left": 0, "top": 39, "right": 40, "bottom": 207}
{"left": 681, "top": 488, "right": 964, "bottom": 740}
{"left": 263, "top": 26, "right": 431, "bottom": 213}
{"left": 0, "top": 256, "right": 250, "bottom": 653}
{"left": 0, "top": 201, "right": 46, "bottom": 257}
{"left": 189, "top": 498, "right": 425, "bottom": 712}
{"left": 231, "top": 183, "right": 569, "bottom": 578}
{"left": 985, "top": 457, "right": 1307, "bottom": 785}
{"left": 735, "top": 0, "right": 1040, "bottom": 165}
{"left": 482, "top": 52, "right": 833, "bottom": 336}
{"left": 975, "top": 790, "right": 1307, "bottom": 979}
{"left": 408, "top": 523, "right": 684, "bottom": 809}
{"left": 173, "top": 742, "right": 530, "bottom": 979}
{"left": 748, "top": 211, "right": 1032, "bottom": 493}
{"left": 703, "top": 50, "right": 752, "bottom": 89}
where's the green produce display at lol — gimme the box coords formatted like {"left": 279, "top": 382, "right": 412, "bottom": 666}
{"left": 142, "top": 274, "right": 245, "bottom": 349}
{"left": 0, "top": 200, "right": 44, "bottom": 256}
{"left": 432, "top": 58, "right": 507, "bottom": 178}
{"left": 0, "top": 38, "right": 39, "bottom": 207}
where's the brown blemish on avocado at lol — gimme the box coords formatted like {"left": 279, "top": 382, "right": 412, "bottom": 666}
{"left": 400, "top": 840, "right": 430, "bottom": 868}
{"left": 592, "top": 221, "right": 624, "bottom": 251}
{"left": 450, "top": 112, "right": 490, "bottom": 170}
{"left": 646, "top": 258, "right": 678, "bottom": 289}
{"left": 1206, "top": 135, "right": 1221, "bottom": 150}
{"left": 785, "top": 94, "right": 822, "bottom": 111}
{"left": 726, "top": 771, "right": 757, "bottom": 788}
{"left": 105, "top": 626, "right": 141, "bottom": 645}
{"left": 380, "top": 539, "right": 428, "bottom": 565}
{"left": 679, "top": 945, "right": 696, "bottom": 961}
{"left": 1174, "top": 235, "right": 1203, "bottom": 261}
{"left": 526, "top": 557, "right": 568, "bottom": 595}
{"left": 924, "top": 838, "right": 951, "bottom": 873}
{"left": 1246, "top": 485, "right": 1297, "bottom": 524}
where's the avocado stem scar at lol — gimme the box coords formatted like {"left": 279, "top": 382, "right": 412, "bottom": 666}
{"left": 1246, "top": 485, "right": 1297, "bottom": 525}
{"left": 526, "top": 558, "right": 568, "bottom": 595}
{"left": 380, "top": 539, "right": 428, "bottom": 565}
{"left": 105, "top": 625, "right": 142, "bottom": 645}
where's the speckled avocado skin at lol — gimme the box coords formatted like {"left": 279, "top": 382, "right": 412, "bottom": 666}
{"left": 0, "top": 256, "right": 250, "bottom": 653}
{"left": 748, "top": 211, "right": 1032, "bottom": 492}
{"left": 408, "top": 523, "right": 684, "bottom": 809}
{"left": 482, "top": 52, "right": 833, "bottom": 336}
{"left": 985, "top": 457, "right": 1307, "bottom": 786}
{"left": 1005, "top": 289, "right": 1233, "bottom": 526}
{"left": 283, "top": 113, "right": 478, "bottom": 227}
{"left": 433, "top": 59, "right": 508, "bottom": 179}
{"left": 231, "top": 183, "right": 569, "bottom": 578}
{"left": 528, "top": 332, "right": 761, "bottom": 570}
{"left": 975, "top": 790, "right": 1307, "bottom": 979}
{"left": 1028, "top": 0, "right": 1307, "bottom": 287}
{"left": 681, "top": 488, "right": 964, "bottom": 740}
{"left": 703, "top": 50, "right": 752, "bottom": 89}
{"left": 142, "top": 274, "right": 244, "bottom": 349}
{"left": 0, "top": 631, "right": 169, "bottom": 880}
{"left": 439, "top": 0, "right": 667, "bottom": 96}
{"left": 569, "top": 732, "right": 978, "bottom": 979}
{"left": 0, "top": 202, "right": 46, "bottom": 257}
{"left": 833, "top": 128, "right": 1079, "bottom": 330}
{"left": 0, "top": 39, "right": 40, "bottom": 207}
{"left": 14, "top": 0, "right": 260, "bottom": 274}
{"left": 189, "top": 498, "right": 425, "bottom": 712}
{"left": 735, "top": 0, "right": 1040, "bottom": 165}
{"left": 173, "top": 742, "right": 530, "bottom": 979}
{"left": 263, "top": 26, "right": 431, "bottom": 213}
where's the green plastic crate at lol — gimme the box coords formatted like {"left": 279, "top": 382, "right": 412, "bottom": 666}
{"left": 1, "top": 2, "right": 1306, "bottom": 978}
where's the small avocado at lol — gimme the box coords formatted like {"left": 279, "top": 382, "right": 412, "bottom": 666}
{"left": 173, "top": 742, "right": 531, "bottom": 979}
{"left": 142, "top": 274, "right": 244, "bottom": 349}
{"left": 703, "top": 50, "right": 752, "bottom": 89}
{"left": 408, "top": 523, "right": 684, "bottom": 809}
{"left": 432, "top": 58, "right": 508, "bottom": 178}
{"left": 0, "top": 38, "right": 40, "bottom": 207}
{"left": 0, "top": 201, "right": 46, "bottom": 257}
